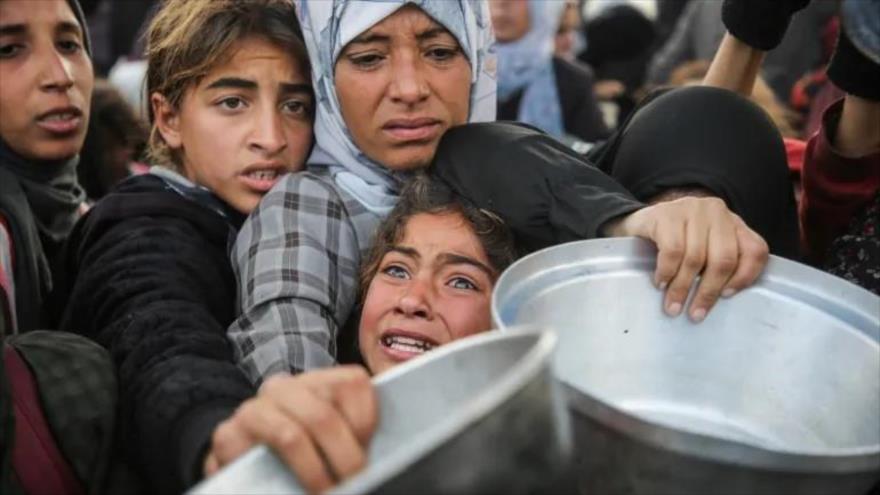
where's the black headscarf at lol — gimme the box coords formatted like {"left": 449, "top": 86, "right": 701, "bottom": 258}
{"left": 0, "top": 0, "right": 91, "bottom": 333}
{"left": 606, "top": 86, "right": 801, "bottom": 260}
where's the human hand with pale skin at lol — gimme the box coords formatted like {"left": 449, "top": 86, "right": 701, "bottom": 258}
{"left": 205, "top": 176, "right": 513, "bottom": 493}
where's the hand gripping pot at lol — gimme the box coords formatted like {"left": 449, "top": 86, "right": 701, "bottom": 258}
{"left": 493, "top": 237, "right": 880, "bottom": 495}
{"left": 188, "top": 328, "right": 572, "bottom": 495}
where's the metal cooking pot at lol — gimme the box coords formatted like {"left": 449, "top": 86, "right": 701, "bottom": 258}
{"left": 188, "top": 328, "right": 571, "bottom": 495}
{"left": 493, "top": 238, "right": 880, "bottom": 495}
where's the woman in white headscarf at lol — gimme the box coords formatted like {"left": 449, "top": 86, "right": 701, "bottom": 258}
{"left": 491, "top": 0, "right": 609, "bottom": 142}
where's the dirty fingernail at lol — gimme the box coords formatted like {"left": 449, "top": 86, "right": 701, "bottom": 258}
{"left": 666, "top": 302, "right": 682, "bottom": 317}
{"left": 691, "top": 308, "right": 707, "bottom": 323}
{"left": 722, "top": 288, "right": 736, "bottom": 298}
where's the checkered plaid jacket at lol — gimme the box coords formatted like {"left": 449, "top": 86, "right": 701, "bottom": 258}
{"left": 229, "top": 171, "right": 382, "bottom": 384}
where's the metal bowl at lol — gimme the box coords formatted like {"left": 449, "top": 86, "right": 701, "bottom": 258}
{"left": 493, "top": 238, "right": 880, "bottom": 495}
{"left": 188, "top": 328, "right": 571, "bottom": 495}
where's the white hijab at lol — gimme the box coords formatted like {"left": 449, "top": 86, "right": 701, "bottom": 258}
{"left": 294, "top": 0, "right": 497, "bottom": 215}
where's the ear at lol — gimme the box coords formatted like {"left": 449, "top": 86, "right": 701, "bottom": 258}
{"left": 151, "top": 92, "right": 182, "bottom": 149}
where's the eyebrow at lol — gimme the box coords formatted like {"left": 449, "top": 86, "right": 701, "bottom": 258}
{"left": 0, "top": 21, "right": 81, "bottom": 35}
{"left": 56, "top": 21, "right": 82, "bottom": 37}
{"left": 436, "top": 253, "right": 495, "bottom": 279}
{"left": 206, "top": 78, "right": 312, "bottom": 96}
{"left": 348, "top": 26, "right": 451, "bottom": 47}
{"left": 389, "top": 246, "right": 420, "bottom": 259}
{"left": 0, "top": 24, "right": 26, "bottom": 36}
{"left": 279, "top": 82, "right": 313, "bottom": 96}
{"left": 389, "top": 246, "right": 494, "bottom": 278}
{"left": 206, "top": 77, "right": 258, "bottom": 91}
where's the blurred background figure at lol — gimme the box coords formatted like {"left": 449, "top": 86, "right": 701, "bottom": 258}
{"left": 578, "top": 1, "right": 657, "bottom": 128}
{"left": 78, "top": 80, "right": 148, "bottom": 201}
{"left": 646, "top": 0, "right": 835, "bottom": 103}
{"left": 492, "top": 0, "right": 609, "bottom": 146}
{"left": 554, "top": 0, "right": 585, "bottom": 61}
{"left": 81, "top": 0, "right": 158, "bottom": 118}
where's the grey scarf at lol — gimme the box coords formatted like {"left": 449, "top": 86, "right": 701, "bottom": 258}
{"left": 0, "top": 0, "right": 91, "bottom": 333}
{"left": 0, "top": 140, "right": 85, "bottom": 333}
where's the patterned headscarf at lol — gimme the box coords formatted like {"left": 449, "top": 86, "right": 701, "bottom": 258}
{"left": 294, "top": 0, "right": 496, "bottom": 214}
{"left": 496, "top": 0, "right": 566, "bottom": 137}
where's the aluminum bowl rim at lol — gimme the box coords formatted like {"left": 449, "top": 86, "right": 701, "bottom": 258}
{"left": 330, "top": 328, "right": 559, "bottom": 494}
{"left": 492, "top": 237, "right": 880, "bottom": 469}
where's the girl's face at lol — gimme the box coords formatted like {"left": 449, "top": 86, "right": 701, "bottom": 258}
{"left": 0, "top": 0, "right": 93, "bottom": 161}
{"left": 334, "top": 6, "right": 472, "bottom": 172}
{"left": 359, "top": 212, "right": 496, "bottom": 375}
{"left": 152, "top": 37, "right": 313, "bottom": 214}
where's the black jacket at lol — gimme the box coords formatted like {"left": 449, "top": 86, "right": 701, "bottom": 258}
{"left": 498, "top": 57, "right": 610, "bottom": 143}
{"left": 431, "top": 122, "right": 642, "bottom": 254}
{"left": 54, "top": 174, "right": 255, "bottom": 494}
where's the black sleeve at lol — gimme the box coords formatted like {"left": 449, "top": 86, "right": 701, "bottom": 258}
{"left": 59, "top": 212, "right": 254, "bottom": 494}
{"left": 430, "top": 122, "right": 644, "bottom": 254}
{"left": 555, "top": 58, "right": 610, "bottom": 143}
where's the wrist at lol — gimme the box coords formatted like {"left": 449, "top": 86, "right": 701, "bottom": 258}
{"left": 835, "top": 95, "right": 880, "bottom": 157}
{"left": 601, "top": 210, "right": 634, "bottom": 237}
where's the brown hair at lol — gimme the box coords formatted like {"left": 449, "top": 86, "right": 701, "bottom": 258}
{"left": 359, "top": 173, "right": 518, "bottom": 297}
{"left": 144, "top": 0, "right": 309, "bottom": 169}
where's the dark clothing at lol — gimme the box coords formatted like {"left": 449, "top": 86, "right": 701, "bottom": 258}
{"left": 431, "top": 122, "right": 643, "bottom": 255}
{"left": 0, "top": 140, "right": 85, "bottom": 334}
{"left": 825, "top": 192, "right": 880, "bottom": 295}
{"left": 801, "top": 99, "right": 880, "bottom": 262}
{"left": 646, "top": 0, "right": 835, "bottom": 101}
{"left": 3, "top": 331, "right": 126, "bottom": 495}
{"left": 598, "top": 86, "right": 801, "bottom": 260}
{"left": 498, "top": 57, "right": 609, "bottom": 142}
{"left": 579, "top": 4, "right": 656, "bottom": 93}
{"left": 498, "top": 57, "right": 610, "bottom": 143}
{"left": 55, "top": 174, "right": 255, "bottom": 494}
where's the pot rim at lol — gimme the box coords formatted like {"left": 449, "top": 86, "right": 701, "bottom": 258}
{"left": 331, "top": 328, "right": 559, "bottom": 493}
{"left": 493, "top": 238, "right": 880, "bottom": 471}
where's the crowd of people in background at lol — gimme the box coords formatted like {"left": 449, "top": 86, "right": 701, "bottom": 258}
{"left": 1, "top": 0, "right": 877, "bottom": 494}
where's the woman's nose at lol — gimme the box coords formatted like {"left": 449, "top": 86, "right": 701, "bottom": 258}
{"left": 388, "top": 53, "right": 430, "bottom": 105}
{"left": 39, "top": 50, "right": 75, "bottom": 93}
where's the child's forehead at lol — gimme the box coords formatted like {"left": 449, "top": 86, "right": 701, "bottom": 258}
{"left": 195, "top": 38, "right": 309, "bottom": 90}
{"left": 399, "top": 213, "right": 486, "bottom": 253}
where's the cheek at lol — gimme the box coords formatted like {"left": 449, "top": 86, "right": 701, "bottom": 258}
{"left": 74, "top": 58, "right": 95, "bottom": 99}
{"left": 335, "top": 72, "right": 376, "bottom": 143}
{"left": 359, "top": 282, "right": 390, "bottom": 335}
{"left": 445, "top": 296, "right": 492, "bottom": 341}
{"left": 435, "top": 64, "right": 472, "bottom": 124}
{"left": 282, "top": 122, "right": 313, "bottom": 172}
{"left": 0, "top": 74, "right": 30, "bottom": 130}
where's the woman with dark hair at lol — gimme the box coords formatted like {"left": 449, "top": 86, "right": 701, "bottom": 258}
{"left": 0, "top": 0, "right": 93, "bottom": 335}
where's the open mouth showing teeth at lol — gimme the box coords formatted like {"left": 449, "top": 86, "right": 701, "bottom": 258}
{"left": 381, "top": 334, "right": 436, "bottom": 354}
{"left": 246, "top": 170, "right": 279, "bottom": 181}
{"left": 41, "top": 111, "right": 78, "bottom": 122}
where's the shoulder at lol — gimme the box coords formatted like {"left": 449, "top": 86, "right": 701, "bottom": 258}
{"left": 259, "top": 171, "right": 346, "bottom": 210}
